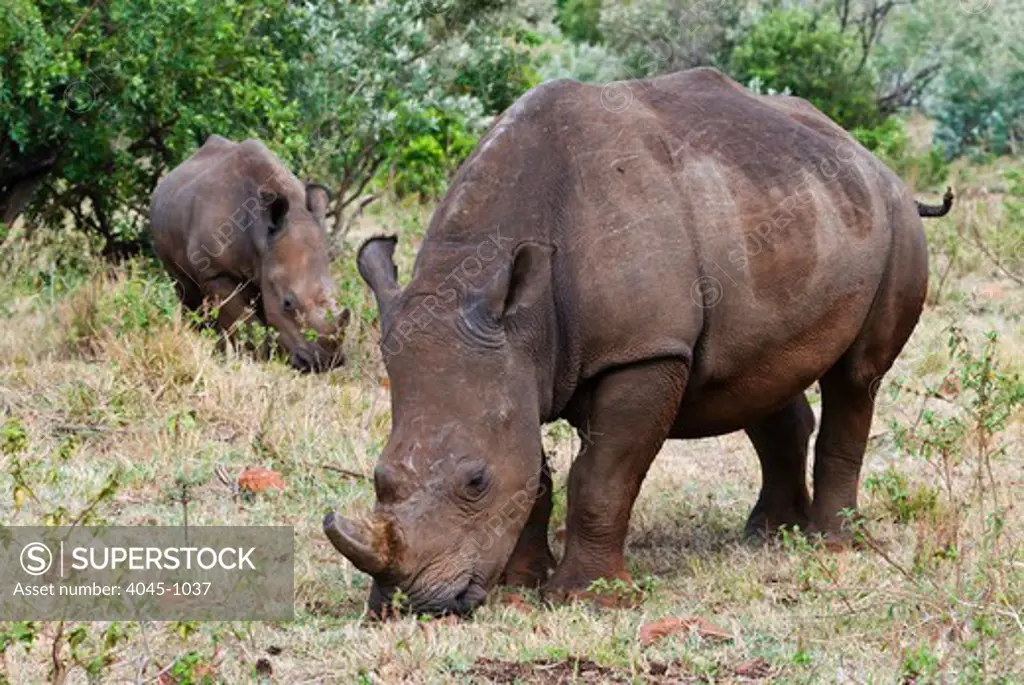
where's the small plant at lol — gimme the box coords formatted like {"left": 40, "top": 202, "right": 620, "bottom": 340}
{"left": 3, "top": 418, "right": 36, "bottom": 514}
{"left": 48, "top": 621, "right": 134, "bottom": 684}
{"left": 857, "top": 327, "right": 1024, "bottom": 676}
{"left": 383, "top": 588, "right": 409, "bottom": 618}
{"left": 0, "top": 622, "right": 38, "bottom": 657}
{"left": 864, "top": 466, "right": 939, "bottom": 523}
{"left": 166, "top": 650, "right": 218, "bottom": 685}
{"left": 0, "top": 417, "right": 28, "bottom": 455}
{"left": 901, "top": 644, "right": 941, "bottom": 681}
{"left": 3, "top": 414, "right": 121, "bottom": 526}
{"left": 780, "top": 527, "right": 845, "bottom": 597}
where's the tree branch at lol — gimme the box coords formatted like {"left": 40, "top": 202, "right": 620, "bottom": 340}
{"left": 64, "top": 0, "right": 104, "bottom": 44}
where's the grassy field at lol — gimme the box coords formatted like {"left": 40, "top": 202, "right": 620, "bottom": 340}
{"left": 0, "top": 160, "right": 1021, "bottom": 683}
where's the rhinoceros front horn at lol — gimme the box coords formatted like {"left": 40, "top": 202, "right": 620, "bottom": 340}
{"left": 323, "top": 512, "right": 388, "bottom": 575}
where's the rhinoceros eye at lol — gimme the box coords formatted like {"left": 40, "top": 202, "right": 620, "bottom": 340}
{"left": 282, "top": 293, "right": 297, "bottom": 313}
{"left": 462, "top": 466, "right": 490, "bottom": 501}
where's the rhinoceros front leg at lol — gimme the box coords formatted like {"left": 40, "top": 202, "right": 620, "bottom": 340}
{"left": 499, "top": 454, "right": 555, "bottom": 588}
{"left": 743, "top": 394, "right": 815, "bottom": 539}
{"left": 203, "top": 276, "right": 269, "bottom": 358}
{"left": 546, "top": 359, "right": 688, "bottom": 594}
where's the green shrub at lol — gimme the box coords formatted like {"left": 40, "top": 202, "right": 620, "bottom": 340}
{"left": 851, "top": 117, "right": 910, "bottom": 158}
{"left": 729, "top": 8, "right": 881, "bottom": 130}
{"left": 995, "top": 170, "right": 1024, "bottom": 275}
{"left": 600, "top": 0, "right": 744, "bottom": 77}
{"left": 452, "top": 29, "right": 542, "bottom": 114}
{"left": 934, "top": 39, "right": 1024, "bottom": 159}
{"left": 864, "top": 466, "right": 939, "bottom": 523}
{"left": 1, "top": 0, "right": 306, "bottom": 253}
{"left": 556, "top": 0, "right": 603, "bottom": 45}
{"left": 64, "top": 261, "right": 179, "bottom": 353}
{"left": 852, "top": 117, "right": 948, "bottom": 189}
{"left": 389, "top": 109, "right": 478, "bottom": 201}
{"left": 536, "top": 39, "right": 628, "bottom": 84}
{"left": 2, "top": 0, "right": 532, "bottom": 248}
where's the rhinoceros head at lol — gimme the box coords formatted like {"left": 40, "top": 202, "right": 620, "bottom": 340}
{"left": 254, "top": 183, "right": 349, "bottom": 371}
{"left": 325, "top": 234, "right": 555, "bottom": 615}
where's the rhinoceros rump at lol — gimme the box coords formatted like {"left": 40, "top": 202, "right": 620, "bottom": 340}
{"left": 150, "top": 135, "right": 349, "bottom": 371}
{"left": 326, "top": 68, "right": 951, "bottom": 615}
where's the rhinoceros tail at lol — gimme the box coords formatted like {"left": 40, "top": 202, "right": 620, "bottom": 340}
{"left": 916, "top": 187, "right": 954, "bottom": 218}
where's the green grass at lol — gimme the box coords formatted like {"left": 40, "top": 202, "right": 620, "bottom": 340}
{"left": 0, "top": 164, "right": 1022, "bottom": 683}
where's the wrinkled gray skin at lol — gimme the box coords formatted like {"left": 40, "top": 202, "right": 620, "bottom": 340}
{"left": 151, "top": 135, "right": 349, "bottom": 371}
{"left": 326, "top": 68, "right": 952, "bottom": 615}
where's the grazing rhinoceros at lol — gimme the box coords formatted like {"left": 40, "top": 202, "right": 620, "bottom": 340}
{"left": 324, "top": 68, "right": 953, "bottom": 615}
{"left": 150, "top": 135, "right": 349, "bottom": 371}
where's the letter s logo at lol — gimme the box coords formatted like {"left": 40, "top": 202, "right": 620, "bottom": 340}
{"left": 21, "top": 543, "right": 53, "bottom": 576}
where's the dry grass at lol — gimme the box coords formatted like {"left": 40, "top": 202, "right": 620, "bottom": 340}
{"left": 0, "top": 169, "right": 1021, "bottom": 683}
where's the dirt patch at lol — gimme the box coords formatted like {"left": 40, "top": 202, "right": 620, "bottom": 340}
{"left": 465, "top": 658, "right": 689, "bottom": 683}
{"left": 464, "top": 657, "right": 777, "bottom": 683}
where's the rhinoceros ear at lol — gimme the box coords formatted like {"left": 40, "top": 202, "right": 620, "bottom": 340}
{"left": 487, "top": 241, "right": 554, "bottom": 321}
{"left": 249, "top": 183, "right": 289, "bottom": 255}
{"left": 358, "top": 235, "right": 401, "bottom": 330}
{"left": 305, "top": 183, "right": 330, "bottom": 224}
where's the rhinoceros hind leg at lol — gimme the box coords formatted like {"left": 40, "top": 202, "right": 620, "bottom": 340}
{"left": 743, "top": 394, "right": 814, "bottom": 539}
{"left": 545, "top": 358, "right": 688, "bottom": 594}
{"left": 500, "top": 454, "right": 556, "bottom": 588}
{"left": 809, "top": 367, "right": 876, "bottom": 539}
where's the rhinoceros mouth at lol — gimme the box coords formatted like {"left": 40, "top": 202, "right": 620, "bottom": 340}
{"left": 290, "top": 346, "right": 344, "bottom": 373}
{"left": 369, "top": 576, "right": 487, "bottom": 618}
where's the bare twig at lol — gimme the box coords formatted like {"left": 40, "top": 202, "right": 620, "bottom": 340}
{"left": 215, "top": 464, "right": 240, "bottom": 497}
{"left": 64, "top": 0, "right": 103, "bottom": 43}
{"left": 322, "top": 465, "right": 370, "bottom": 482}
{"left": 967, "top": 217, "right": 1024, "bottom": 285}
{"left": 50, "top": 621, "right": 67, "bottom": 685}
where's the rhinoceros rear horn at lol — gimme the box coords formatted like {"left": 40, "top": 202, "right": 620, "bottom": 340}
{"left": 323, "top": 511, "right": 390, "bottom": 575}
{"left": 357, "top": 235, "right": 401, "bottom": 330}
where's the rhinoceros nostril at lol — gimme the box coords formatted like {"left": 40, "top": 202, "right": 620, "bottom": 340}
{"left": 290, "top": 350, "right": 313, "bottom": 372}
{"left": 450, "top": 580, "right": 486, "bottom": 616}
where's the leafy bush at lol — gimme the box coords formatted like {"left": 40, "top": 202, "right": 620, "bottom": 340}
{"left": 933, "top": 42, "right": 1024, "bottom": 159}
{"left": 852, "top": 117, "right": 948, "bottom": 189}
{"left": 995, "top": 170, "right": 1024, "bottom": 276}
{"left": 281, "top": 0, "right": 530, "bottom": 233}
{"left": 1, "top": 0, "right": 306, "bottom": 254}
{"left": 729, "top": 8, "right": 881, "bottom": 130}
{"left": 865, "top": 466, "right": 939, "bottom": 523}
{"left": 390, "top": 109, "right": 478, "bottom": 201}
{"left": 600, "top": 0, "right": 743, "bottom": 77}
{"left": 2, "top": 0, "right": 533, "bottom": 251}
{"left": 451, "top": 28, "right": 542, "bottom": 113}
{"left": 556, "top": 0, "right": 603, "bottom": 44}
{"left": 536, "top": 39, "right": 628, "bottom": 83}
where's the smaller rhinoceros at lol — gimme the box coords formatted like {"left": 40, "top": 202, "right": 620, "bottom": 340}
{"left": 150, "top": 135, "right": 349, "bottom": 371}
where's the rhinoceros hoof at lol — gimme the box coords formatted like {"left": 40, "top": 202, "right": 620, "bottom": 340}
{"left": 500, "top": 548, "right": 555, "bottom": 588}
{"left": 542, "top": 569, "right": 642, "bottom": 609}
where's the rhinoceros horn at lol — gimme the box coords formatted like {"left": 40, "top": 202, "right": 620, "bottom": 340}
{"left": 323, "top": 512, "right": 390, "bottom": 575}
